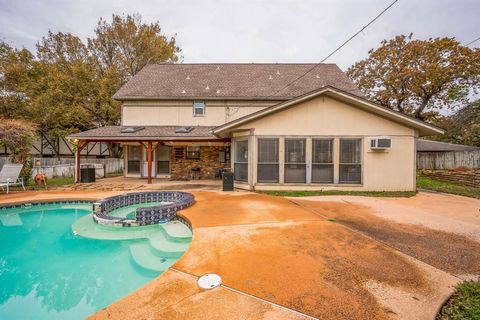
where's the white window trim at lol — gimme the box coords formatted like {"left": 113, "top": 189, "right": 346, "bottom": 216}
{"left": 193, "top": 100, "right": 205, "bottom": 117}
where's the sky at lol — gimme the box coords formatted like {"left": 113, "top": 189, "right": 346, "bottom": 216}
{"left": 0, "top": 0, "right": 479, "bottom": 71}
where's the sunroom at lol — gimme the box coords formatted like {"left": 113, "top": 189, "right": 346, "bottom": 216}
{"left": 212, "top": 87, "right": 443, "bottom": 192}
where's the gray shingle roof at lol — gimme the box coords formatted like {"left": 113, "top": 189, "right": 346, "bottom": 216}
{"left": 113, "top": 63, "right": 362, "bottom": 100}
{"left": 416, "top": 139, "right": 480, "bottom": 152}
{"left": 67, "top": 126, "right": 217, "bottom": 140}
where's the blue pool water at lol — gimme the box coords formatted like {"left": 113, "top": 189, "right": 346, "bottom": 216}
{"left": 0, "top": 202, "right": 192, "bottom": 320}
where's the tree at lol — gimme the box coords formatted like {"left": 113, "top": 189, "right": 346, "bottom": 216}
{"left": 88, "top": 13, "right": 181, "bottom": 83}
{"left": 434, "top": 100, "right": 480, "bottom": 147}
{"left": 0, "top": 13, "right": 180, "bottom": 157}
{"left": 347, "top": 34, "right": 480, "bottom": 120}
{"left": 0, "top": 117, "right": 37, "bottom": 163}
{"left": 0, "top": 41, "right": 36, "bottom": 119}
{"left": 0, "top": 118, "right": 37, "bottom": 182}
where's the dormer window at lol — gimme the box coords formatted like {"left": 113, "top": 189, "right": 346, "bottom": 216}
{"left": 193, "top": 101, "right": 205, "bottom": 117}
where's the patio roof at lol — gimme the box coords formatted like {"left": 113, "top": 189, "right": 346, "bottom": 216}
{"left": 67, "top": 126, "right": 220, "bottom": 141}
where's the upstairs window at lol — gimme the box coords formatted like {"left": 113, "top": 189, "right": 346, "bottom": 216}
{"left": 193, "top": 101, "right": 205, "bottom": 117}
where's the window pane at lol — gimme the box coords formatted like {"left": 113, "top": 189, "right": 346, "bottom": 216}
{"left": 312, "top": 164, "right": 333, "bottom": 183}
{"left": 340, "top": 139, "right": 361, "bottom": 163}
{"left": 234, "top": 163, "right": 248, "bottom": 181}
{"left": 258, "top": 139, "right": 278, "bottom": 163}
{"left": 257, "top": 139, "right": 278, "bottom": 183}
{"left": 284, "top": 164, "right": 306, "bottom": 183}
{"left": 186, "top": 146, "right": 200, "bottom": 159}
{"left": 257, "top": 164, "right": 279, "bottom": 183}
{"left": 339, "top": 164, "right": 361, "bottom": 184}
{"left": 313, "top": 139, "right": 333, "bottom": 163}
{"left": 285, "top": 139, "right": 305, "bottom": 163}
{"left": 235, "top": 140, "right": 248, "bottom": 163}
{"left": 157, "top": 161, "right": 169, "bottom": 174}
{"left": 193, "top": 101, "right": 205, "bottom": 116}
{"left": 234, "top": 139, "right": 249, "bottom": 181}
{"left": 127, "top": 146, "right": 141, "bottom": 174}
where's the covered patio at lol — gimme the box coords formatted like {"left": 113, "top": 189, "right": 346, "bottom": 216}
{"left": 67, "top": 126, "right": 231, "bottom": 184}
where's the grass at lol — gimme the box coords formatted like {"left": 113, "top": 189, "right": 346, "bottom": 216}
{"left": 417, "top": 175, "right": 480, "bottom": 199}
{"left": 27, "top": 176, "right": 75, "bottom": 189}
{"left": 257, "top": 190, "right": 417, "bottom": 197}
{"left": 437, "top": 281, "right": 480, "bottom": 320}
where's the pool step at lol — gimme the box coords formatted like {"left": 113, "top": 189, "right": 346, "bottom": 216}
{"left": 148, "top": 232, "right": 190, "bottom": 258}
{"left": 161, "top": 221, "right": 192, "bottom": 243}
{"left": 129, "top": 242, "right": 176, "bottom": 273}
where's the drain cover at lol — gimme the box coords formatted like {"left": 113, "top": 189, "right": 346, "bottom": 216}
{"left": 197, "top": 273, "right": 222, "bottom": 289}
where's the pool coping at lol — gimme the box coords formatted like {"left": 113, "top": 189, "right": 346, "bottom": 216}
{"left": 0, "top": 199, "right": 93, "bottom": 210}
{"left": 0, "top": 198, "right": 194, "bottom": 231}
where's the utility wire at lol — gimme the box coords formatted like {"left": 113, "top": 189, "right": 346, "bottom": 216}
{"left": 224, "top": 0, "right": 399, "bottom": 119}
{"left": 271, "top": 0, "right": 399, "bottom": 97}
{"left": 465, "top": 36, "right": 480, "bottom": 47}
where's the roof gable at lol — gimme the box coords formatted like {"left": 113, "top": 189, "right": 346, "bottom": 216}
{"left": 113, "top": 63, "right": 362, "bottom": 100}
{"left": 212, "top": 86, "right": 444, "bottom": 137}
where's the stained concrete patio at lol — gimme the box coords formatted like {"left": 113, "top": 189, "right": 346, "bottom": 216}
{"left": 1, "top": 189, "right": 473, "bottom": 319}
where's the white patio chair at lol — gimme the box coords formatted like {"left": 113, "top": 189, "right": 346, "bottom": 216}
{"left": 0, "top": 164, "right": 25, "bottom": 194}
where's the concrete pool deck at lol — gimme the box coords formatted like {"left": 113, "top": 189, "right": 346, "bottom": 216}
{"left": 1, "top": 189, "right": 475, "bottom": 319}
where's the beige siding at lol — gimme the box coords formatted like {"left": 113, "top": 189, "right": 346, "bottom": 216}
{"left": 121, "top": 100, "right": 280, "bottom": 126}
{"left": 235, "top": 96, "right": 413, "bottom": 136}
{"left": 232, "top": 95, "right": 417, "bottom": 191}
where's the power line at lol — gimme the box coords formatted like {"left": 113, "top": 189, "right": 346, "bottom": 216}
{"left": 465, "top": 36, "right": 480, "bottom": 47}
{"left": 271, "top": 0, "right": 399, "bottom": 97}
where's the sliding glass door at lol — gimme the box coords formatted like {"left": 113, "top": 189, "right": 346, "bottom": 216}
{"left": 156, "top": 145, "right": 170, "bottom": 176}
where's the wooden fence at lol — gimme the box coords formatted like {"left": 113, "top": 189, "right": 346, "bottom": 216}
{"left": 417, "top": 151, "right": 480, "bottom": 170}
{"left": 0, "top": 157, "right": 124, "bottom": 178}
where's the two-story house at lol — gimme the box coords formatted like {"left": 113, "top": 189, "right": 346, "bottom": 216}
{"left": 69, "top": 63, "right": 443, "bottom": 191}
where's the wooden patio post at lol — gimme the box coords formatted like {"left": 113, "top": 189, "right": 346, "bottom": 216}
{"left": 75, "top": 141, "right": 88, "bottom": 183}
{"left": 147, "top": 141, "right": 153, "bottom": 184}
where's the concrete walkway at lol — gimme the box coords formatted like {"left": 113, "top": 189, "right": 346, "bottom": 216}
{"left": 294, "top": 192, "right": 480, "bottom": 242}
{"left": 0, "top": 190, "right": 462, "bottom": 319}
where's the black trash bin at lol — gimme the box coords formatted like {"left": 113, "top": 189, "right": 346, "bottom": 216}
{"left": 222, "top": 171, "right": 234, "bottom": 191}
{"left": 80, "top": 165, "right": 96, "bottom": 183}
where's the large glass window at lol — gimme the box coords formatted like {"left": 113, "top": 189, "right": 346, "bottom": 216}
{"left": 127, "top": 145, "right": 141, "bottom": 174}
{"left": 257, "top": 139, "right": 279, "bottom": 183}
{"left": 234, "top": 140, "right": 248, "bottom": 181}
{"left": 339, "top": 139, "right": 362, "bottom": 184}
{"left": 284, "top": 139, "right": 306, "bottom": 183}
{"left": 312, "top": 139, "right": 333, "bottom": 183}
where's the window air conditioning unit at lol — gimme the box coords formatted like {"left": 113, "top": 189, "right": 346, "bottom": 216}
{"left": 370, "top": 137, "right": 392, "bottom": 150}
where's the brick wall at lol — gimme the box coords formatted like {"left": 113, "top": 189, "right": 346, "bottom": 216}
{"left": 420, "top": 170, "right": 480, "bottom": 188}
{"left": 170, "top": 145, "right": 230, "bottom": 180}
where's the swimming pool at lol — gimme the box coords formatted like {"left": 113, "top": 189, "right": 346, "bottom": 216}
{"left": 0, "top": 202, "right": 192, "bottom": 320}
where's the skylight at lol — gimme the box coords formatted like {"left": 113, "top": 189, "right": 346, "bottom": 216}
{"left": 121, "top": 126, "right": 145, "bottom": 133}
{"left": 175, "top": 126, "right": 194, "bottom": 133}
